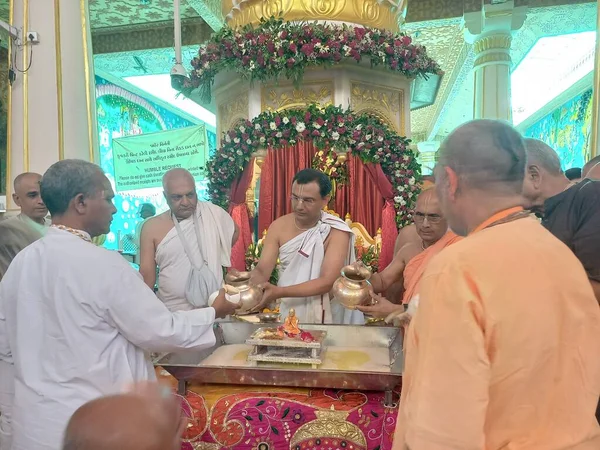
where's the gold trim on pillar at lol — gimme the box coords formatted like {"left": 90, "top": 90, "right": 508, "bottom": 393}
{"left": 80, "top": 0, "right": 94, "bottom": 162}
{"left": 590, "top": 0, "right": 600, "bottom": 160}
{"left": 6, "top": 0, "right": 14, "bottom": 199}
{"left": 54, "top": 0, "right": 64, "bottom": 160}
{"left": 23, "top": 0, "right": 29, "bottom": 171}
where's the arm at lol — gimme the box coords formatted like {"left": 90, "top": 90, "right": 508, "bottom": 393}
{"left": 138, "top": 221, "right": 157, "bottom": 290}
{"left": 249, "top": 223, "right": 280, "bottom": 285}
{"left": 232, "top": 222, "right": 240, "bottom": 247}
{"left": 402, "top": 262, "right": 489, "bottom": 449}
{"left": 277, "top": 229, "right": 350, "bottom": 299}
{"left": 105, "top": 265, "right": 216, "bottom": 353}
{"left": 369, "top": 247, "right": 406, "bottom": 294}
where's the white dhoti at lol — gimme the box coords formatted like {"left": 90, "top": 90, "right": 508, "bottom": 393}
{"left": 156, "top": 202, "right": 235, "bottom": 312}
{"left": 277, "top": 213, "right": 364, "bottom": 325}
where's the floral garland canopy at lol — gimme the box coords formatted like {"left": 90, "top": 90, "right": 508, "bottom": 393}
{"left": 180, "top": 17, "right": 442, "bottom": 102}
{"left": 208, "top": 104, "right": 421, "bottom": 227}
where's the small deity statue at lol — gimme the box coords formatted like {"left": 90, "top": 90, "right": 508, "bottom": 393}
{"left": 282, "top": 308, "right": 301, "bottom": 337}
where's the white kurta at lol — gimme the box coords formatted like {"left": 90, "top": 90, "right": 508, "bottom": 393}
{"left": 277, "top": 212, "right": 364, "bottom": 325}
{"left": 156, "top": 202, "right": 235, "bottom": 312}
{"left": 0, "top": 227, "right": 217, "bottom": 450}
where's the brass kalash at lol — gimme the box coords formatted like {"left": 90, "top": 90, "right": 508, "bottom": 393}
{"left": 156, "top": 265, "right": 402, "bottom": 407}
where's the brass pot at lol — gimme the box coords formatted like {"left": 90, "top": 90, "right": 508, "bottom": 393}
{"left": 224, "top": 271, "right": 263, "bottom": 314}
{"left": 330, "top": 264, "right": 372, "bottom": 309}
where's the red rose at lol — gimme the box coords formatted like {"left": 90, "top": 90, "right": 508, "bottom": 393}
{"left": 289, "top": 43, "right": 297, "bottom": 53}
{"left": 402, "top": 35, "right": 412, "bottom": 46}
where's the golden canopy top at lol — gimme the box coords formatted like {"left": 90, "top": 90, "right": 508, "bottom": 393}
{"left": 222, "top": 0, "right": 407, "bottom": 32}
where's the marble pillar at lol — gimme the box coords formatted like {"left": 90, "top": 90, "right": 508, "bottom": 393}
{"left": 5, "top": 0, "right": 98, "bottom": 210}
{"left": 465, "top": 1, "right": 527, "bottom": 122}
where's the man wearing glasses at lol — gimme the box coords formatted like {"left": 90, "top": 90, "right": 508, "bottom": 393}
{"left": 357, "top": 187, "right": 461, "bottom": 322}
{"left": 248, "top": 168, "right": 362, "bottom": 324}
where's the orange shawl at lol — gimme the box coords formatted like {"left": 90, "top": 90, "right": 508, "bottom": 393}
{"left": 402, "top": 231, "right": 462, "bottom": 304}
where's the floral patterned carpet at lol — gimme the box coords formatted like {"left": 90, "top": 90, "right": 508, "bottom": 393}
{"left": 160, "top": 372, "right": 400, "bottom": 450}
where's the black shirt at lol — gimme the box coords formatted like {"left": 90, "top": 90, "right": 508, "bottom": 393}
{"left": 542, "top": 178, "right": 600, "bottom": 282}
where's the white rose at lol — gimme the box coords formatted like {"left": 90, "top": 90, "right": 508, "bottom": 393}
{"left": 225, "top": 135, "right": 231, "bottom": 143}
{"left": 239, "top": 126, "right": 246, "bottom": 133}
{"left": 356, "top": 124, "right": 363, "bottom": 131}
{"left": 403, "top": 155, "right": 409, "bottom": 161}
{"left": 365, "top": 134, "right": 372, "bottom": 141}
{"left": 398, "top": 186, "right": 405, "bottom": 192}
{"left": 296, "top": 122, "right": 306, "bottom": 133}
{"left": 378, "top": 136, "right": 384, "bottom": 142}
{"left": 314, "top": 123, "right": 322, "bottom": 130}
{"left": 394, "top": 196, "right": 402, "bottom": 203}
{"left": 270, "top": 122, "right": 277, "bottom": 130}
{"left": 276, "top": 132, "right": 282, "bottom": 138}
{"left": 400, "top": 198, "right": 407, "bottom": 206}
{"left": 236, "top": 150, "right": 243, "bottom": 155}
{"left": 395, "top": 170, "right": 401, "bottom": 177}
{"left": 282, "top": 117, "right": 290, "bottom": 124}
{"left": 255, "top": 123, "right": 261, "bottom": 130}
{"left": 234, "top": 137, "right": 240, "bottom": 144}
{"left": 332, "top": 131, "right": 340, "bottom": 141}
{"left": 409, "top": 177, "right": 415, "bottom": 186}
{"left": 246, "top": 139, "right": 252, "bottom": 145}
{"left": 259, "top": 136, "right": 266, "bottom": 143}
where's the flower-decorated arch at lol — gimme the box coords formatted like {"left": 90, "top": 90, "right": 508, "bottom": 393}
{"left": 207, "top": 104, "right": 422, "bottom": 228}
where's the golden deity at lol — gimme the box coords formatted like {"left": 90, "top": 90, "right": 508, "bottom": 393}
{"left": 283, "top": 308, "right": 301, "bottom": 337}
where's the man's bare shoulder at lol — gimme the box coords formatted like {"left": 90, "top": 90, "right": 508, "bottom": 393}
{"left": 268, "top": 214, "right": 295, "bottom": 231}
{"left": 142, "top": 212, "right": 172, "bottom": 237}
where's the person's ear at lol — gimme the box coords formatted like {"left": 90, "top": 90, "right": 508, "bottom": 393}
{"left": 72, "top": 193, "right": 87, "bottom": 215}
{"left": 527, "top": 165, "right": 542, "bottom": 190}
{"left": 444, "top": 166, "right": 459, "bottom": 201}
{"left": 12, "top": 193, "right": 21, "bottom": 207}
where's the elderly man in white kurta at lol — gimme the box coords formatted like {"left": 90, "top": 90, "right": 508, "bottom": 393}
{"left": 139, "top": 168, "right": 239, "bottom": 311}
{"left": 0, "top": 160, "right": 238, "bottom": 450}
{"left": 250, "top": 168, "right": 363, "bottom": 324}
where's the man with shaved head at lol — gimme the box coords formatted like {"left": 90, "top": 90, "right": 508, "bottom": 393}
{"left": 140, "top": 168, "right": 239, "bottom": 311}
{"left": 63, "top": 383, "right": 184, "bottom": 450}
{"left": 522, "top": 139, "right": 600, "bottom": 303}
{"left": 9, "top": 172, "right": 49, "bottom": 233}
{"left": 357, "top": 188, "right": 461, "bottom": 321}
{"left": 393, "top": 120, "right": 600, "bottom": 450}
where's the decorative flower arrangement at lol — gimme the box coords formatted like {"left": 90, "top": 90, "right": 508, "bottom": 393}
{"left": 311, "top": 149, "right": 349, "bottom": 190}
{"left": 245, "top": 241, "right": 279, "bottom": 285}
{"left": 356, "top": 243, "right": 380, "bottom": 273}
{"left": 184, "top": 16, "right": 442, "bottom": 102}
{"left": 207, "top": 103, "right": 422, "bottom": 227}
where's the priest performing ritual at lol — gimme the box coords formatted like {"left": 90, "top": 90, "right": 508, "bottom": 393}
{"left": 249, "top": 169, "right": 363, "bottom": 324}
{"left": 0, "top": 160, "right": 238, "bottom": 450}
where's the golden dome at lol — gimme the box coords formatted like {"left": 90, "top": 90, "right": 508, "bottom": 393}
{"left": 222, "top": 0, "right": 407, "bottom": 32}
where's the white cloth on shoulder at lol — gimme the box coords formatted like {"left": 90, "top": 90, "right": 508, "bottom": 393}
{"left": 156, "top": 202, "right": 235, "bottom": 312}
{"left": 277, "top": 212, "right": 364, "bottom": 324}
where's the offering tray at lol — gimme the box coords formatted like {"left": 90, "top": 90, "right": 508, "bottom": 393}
{"left": 155, "top": 322, "right": 403, "bottom": 407}
{"left": 246, "top": 328, "right": 326, "bottom": 349}
{"left": 245, "top": 328, "right": 327, "bottom": 369}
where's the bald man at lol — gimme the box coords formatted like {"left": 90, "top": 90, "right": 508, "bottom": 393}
{"left": 63, "top": 383, "right": 184, "bottom": 450}
{"left": 394, "top": 120, "right": 600, "bottom": 449}
{"left": 522, "top": 139, "right": 600, "bottom": 303}
{"left": 357, "top": 188, "right": 461, "bottom": 320}
{"left": 10, "top": 173, "right": 49, "bottom": 234}
{"left": 140, "top": 169, "right": 239, "bottom": 311}
{"left": 583, "top": 155, "right": 600, "bottom": 180}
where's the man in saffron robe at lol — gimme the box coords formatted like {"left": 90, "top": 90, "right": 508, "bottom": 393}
{"left": 249, "top": 169, "right": 362, "bottom": 324}
{"left": 357, "top": 188, "right": 461, "bottom": 320}
{"left": 139, "top": 169, "right": 239, "bottom": 311}
{"left": 394, "top": 120, "right": 600, "bottom": 450}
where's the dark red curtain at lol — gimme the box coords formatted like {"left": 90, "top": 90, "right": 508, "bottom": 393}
{"left": 332, "top": 154, "right": 384, "bottom": 235}
{"left": 228, "top": 161, "right": 255, "bottom": 271}
{"left": 258, "top": 141, "right": 316, "bottom": 235}
{"left": 364, "top": 164, "right": 398, "bottom": 271}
